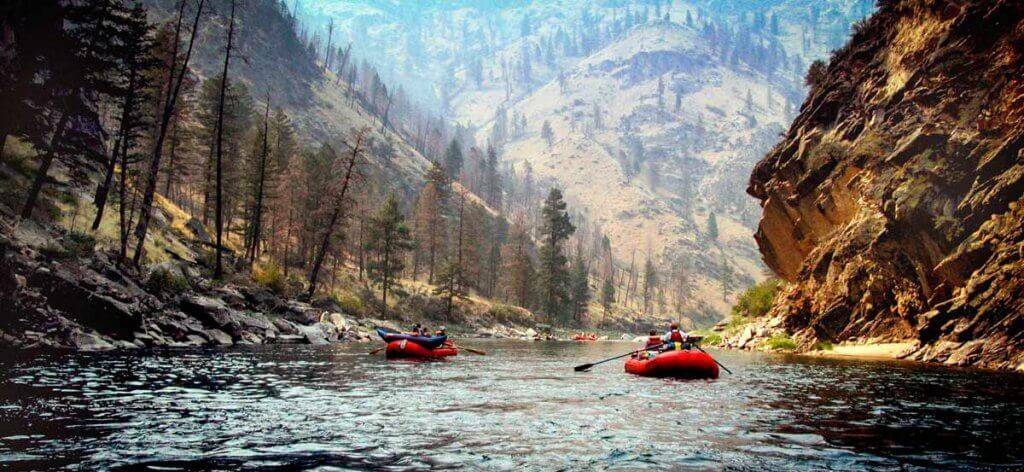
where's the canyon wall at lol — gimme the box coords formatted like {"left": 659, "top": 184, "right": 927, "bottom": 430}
{"left": 748, "top": 0, "right": 1024, "bottom": 369}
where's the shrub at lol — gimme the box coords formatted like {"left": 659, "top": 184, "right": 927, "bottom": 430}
{"left": 811, "top": 340, "right": 834, "bottom": 351}
{"left": 764, "top": 333, "right": 797, "bottom": 351}
{"left": 38, "top": 241, "right": 67, "bottom": 260}
{"left": 64, "top": 231, "right": 96, "bottom": 258}
{"left": 488, "top": 304, "right": 531, "bottom": 325}
{"left": 253, "top": 261, "right": 287, "bottom": 295}
{"left": 805, "top": 59, "right": 827, "bottom": 89}
{"left": 334, "top": 293, "right": 365, "bottom": 317}
{"left": 732, "top": 278, "right": 783, "bottom": 318}
{"left": 702, "top": 333, "right": 723, "bottom": 346}
{"left": 145, "top": 268, "right": 190, "bottom": 295}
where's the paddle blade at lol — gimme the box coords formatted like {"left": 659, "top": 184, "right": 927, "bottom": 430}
{"left": 368, "top": 347, "right": 385, "bottom": 355}
{"left": 462, "top": 348, "right": 487, "bottom": 355}
{"left": 574, "top": 363, "right": 593, "bottom": 372}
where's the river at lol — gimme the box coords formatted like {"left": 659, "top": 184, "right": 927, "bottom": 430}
{"left": 1, "top": 340, "right": 1022, "bottom": 470}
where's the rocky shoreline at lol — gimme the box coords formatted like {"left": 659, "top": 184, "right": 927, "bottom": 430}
{"left": 0, "top": 218, "right": 561, "bottom": 352}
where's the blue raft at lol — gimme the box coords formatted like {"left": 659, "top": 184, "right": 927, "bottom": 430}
{"left": 376, "top": 328, "right": 447, "bottom": 349}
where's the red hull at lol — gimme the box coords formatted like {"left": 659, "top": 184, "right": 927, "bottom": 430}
{"left": 385, "top": 340, "right": 458, "bottom": 360}
{"left": 625, "top": 349, "right": 719, "bottom": 379}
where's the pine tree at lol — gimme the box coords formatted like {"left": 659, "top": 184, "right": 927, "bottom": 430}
{"left": 538, "top": 188, "right": 575, "bottom": 325}
{"left": 707, "top": 212, "right": 719, "bottom": 241}
{"left": 366, "top": 193, "right": 414, "bottom": 316}
{"left": 443, "top": 138, "right": 463, "bottom": 181}
{"left": 131, "top": 0, "right": 207, "bottom": 264}
{"left": 541, "top": 120, "right": 554, "bottom": 146}
{"left": 642, "top": 257, "right": 658, "bottom": 316}
{"left": 91, "top": 1, "right": 157, "bottom": 232}
{"left": 570, "top": 252, "right": 590, "bottom": 323}
{"left": 600, "top": 278, "right": 615, "bottom": 323}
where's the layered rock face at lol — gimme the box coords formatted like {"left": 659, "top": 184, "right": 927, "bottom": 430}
{"left": 748, "top": 0, "right": 1024, "bottom": 369}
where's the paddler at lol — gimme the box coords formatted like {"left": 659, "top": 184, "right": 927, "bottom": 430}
{"left": 644, "top": 330, "right": 662, "bottom": 350}
{"left": 661, "top": 322, "right": 688, "bottom": 350}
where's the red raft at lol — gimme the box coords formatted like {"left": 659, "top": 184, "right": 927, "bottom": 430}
{"left": 625, "top": 349, "right": 719, "bottom": 379}
{"left": 385, "top": 339, "right": 458, "bottom": 360}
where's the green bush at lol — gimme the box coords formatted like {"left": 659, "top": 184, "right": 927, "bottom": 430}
{"left": 64, "top": 231, "right": 96, "bottom": 258}
{"left": 38, "top": 241, "right": 67, "bottom": 260}
{"left": 146, "top": 268, "right": 190, "bottom": 295}
{"left": 488, "top": 304, "right": 531, "bottom": 325}
{"left": 252, "top": 261, "right": 287, "bottom": 295}
{"left": 702, "top": 333, "right": 723, "bottom": 346}
{"left": 334, "top": 293, "right": 365, "bottom": 317}
{"left": 732, "top": 278, "right": 783, "bottom": 318}
{"left": 764, "top": 333, "right": 797, "bottom": 351}
{"left": 811, "top": 340, "right": 834, "bottom": 351}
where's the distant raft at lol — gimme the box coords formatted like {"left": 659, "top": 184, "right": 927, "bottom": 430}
{"left": 625, "top": 349, "right": 719, "bottom": 379}
{"left": 385, "top": 339, "right": 458, "bottom": 360}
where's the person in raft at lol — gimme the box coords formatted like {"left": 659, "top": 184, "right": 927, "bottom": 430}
{"left": 411, "top": 323, "right": 425, "bottom": 336}
{"left": 661, "top": 322, "right": 690, "bottom": 350}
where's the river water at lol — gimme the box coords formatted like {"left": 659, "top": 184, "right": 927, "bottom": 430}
{"left": 1, "top": 340, "right": 1022, "bottom": 470}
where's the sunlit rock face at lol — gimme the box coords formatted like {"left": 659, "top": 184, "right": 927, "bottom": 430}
{"left": 748, "top": 0, "right": 1024, "bottom": 369}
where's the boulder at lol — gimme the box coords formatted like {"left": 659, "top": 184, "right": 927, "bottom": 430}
{"left": 28, "top": 267, "right": 142, "bottom": 339}
{"left": 67, "top": 330, "right": 115, "bottom": 351}
{"left": 186, "top": 217, "right": 211, "bottom": 243}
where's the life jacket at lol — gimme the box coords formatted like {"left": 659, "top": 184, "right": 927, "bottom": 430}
{"left": 669, "top": 329, "right": 684, "bottom": 343}
{"left": 645, "top": 336, "right": 662, "bottom": 348}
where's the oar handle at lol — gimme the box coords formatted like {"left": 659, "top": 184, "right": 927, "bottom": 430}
{"left": 694, "top": 345, "right": 732, "bottom": 374}
{"left": 575, "top": 343, "right": 665, "bottom": 371}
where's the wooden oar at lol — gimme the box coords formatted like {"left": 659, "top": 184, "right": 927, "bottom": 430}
{"left": 574, "top": 343, "right": 664, "bottom": 372}
{"left": 368, "top": 346, "right": 386, "bottom": 355}
{"left": 457, "top": 345, "right": 487, "bottom": 355}
{"left": 693, "top": 344, "right": 732, "bottom": 375}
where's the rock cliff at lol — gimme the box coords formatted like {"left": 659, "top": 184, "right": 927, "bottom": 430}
{"left": 748, "top": 0, "right": 1024, "bottom": 370}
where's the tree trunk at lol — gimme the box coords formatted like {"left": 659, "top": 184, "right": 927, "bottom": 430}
{"left": 246, "top": 97, "right": 271, "bottom": 264}
{"left": 307, "top": 133, "right": 363, "bottom": 298}
{"left": 93, "top": 64, "right": 138, "bottom": 231}
{"left": 131, "top": 0, "right": 205, "bottom": 266}
{"left": 211, "top": 0, "right": 237, "bottom": 279}
{"left": 20, "top": 111, "right": 70, "bottom": 220}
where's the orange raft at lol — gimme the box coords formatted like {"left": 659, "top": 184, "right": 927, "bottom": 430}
{"left": 624, "top": 349, "right": 719, "bottom": 379}
{"left": 385, "top": 339, "right": 458, "bottom": 360}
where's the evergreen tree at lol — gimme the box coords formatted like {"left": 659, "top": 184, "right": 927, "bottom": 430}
{"left": 707, "top": 212, "right": 719, "bottom": 241}
{"left": 570, "top": 252, "right": 590, "bottom": 322}
{"left": 538, "top": 188, "right": 575, "bottom": 325}
{"left": 642, "top": 257, "right": 658, "bottom": 316}
{"left": 600, "top": 278, "right": 615, "bottom": 324}
{"left": 366, "top": 193, "right": 414, "bottom": 316}
{"left": 541, "top": 120, "right": 554, "bottom": 146}
{"left": 443, "top": 138, "right": 463, "bottom": 181}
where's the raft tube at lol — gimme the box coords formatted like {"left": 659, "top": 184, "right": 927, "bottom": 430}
{"left": 376, "top": 328, "right": 447, "bottom": 349}
{"left": 385, "top": 340, "right": 458, "bottom": 360}
{"left": 624, "top": 349, "right": 719, "bottom": 379}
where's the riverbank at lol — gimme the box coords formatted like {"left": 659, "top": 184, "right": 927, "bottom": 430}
{"left": 703, "top": 312, "right": 1023, "bottom": 371}
{"left": 0, "top": 199, "right": 557, "bottom": 351}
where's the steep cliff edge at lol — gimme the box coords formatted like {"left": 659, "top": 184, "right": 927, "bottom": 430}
{"left": 748, "top": 0, "right": 1024, "bottom": 370}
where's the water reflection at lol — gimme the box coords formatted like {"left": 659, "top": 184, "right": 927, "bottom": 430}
{"left": 0, "top": 342, "right": 1021, "bottom": 470}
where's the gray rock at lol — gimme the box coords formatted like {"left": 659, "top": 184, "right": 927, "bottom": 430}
{"left": 28, "top": 268, "right": 142, "bottom": 339}
{"left": 213, "top": 285, "right": 247, "bottom": 308}
{"left": 205, "top": 329, "right": 233, "bottom": 346}
{"left": 67, "top": 330, "right": 115, "bottom": 351}
{"left": 295, "top": 323, "right": 330, "bottom": 345}
{"left": 186, "top": 217, "right": 211, "bottom": 243}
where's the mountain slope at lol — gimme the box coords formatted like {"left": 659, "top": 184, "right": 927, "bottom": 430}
{"left": 483, "top": 20, "right": 795, "bottom": 319}
{"left": 143, "top": 0, "right": 431, "bottom": 191}
{"left": 748, "top": 0, "right": 1024, "bottom": 370}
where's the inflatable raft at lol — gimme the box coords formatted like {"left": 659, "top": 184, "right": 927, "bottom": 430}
{"left": 385, "top": 339, "right": 458, "bottom": 360}
{"left": 624, "top": 349, "right": 719, "bottom": 379}
{"left": 376, "top": 327, "right": 447, "bottom": 349}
